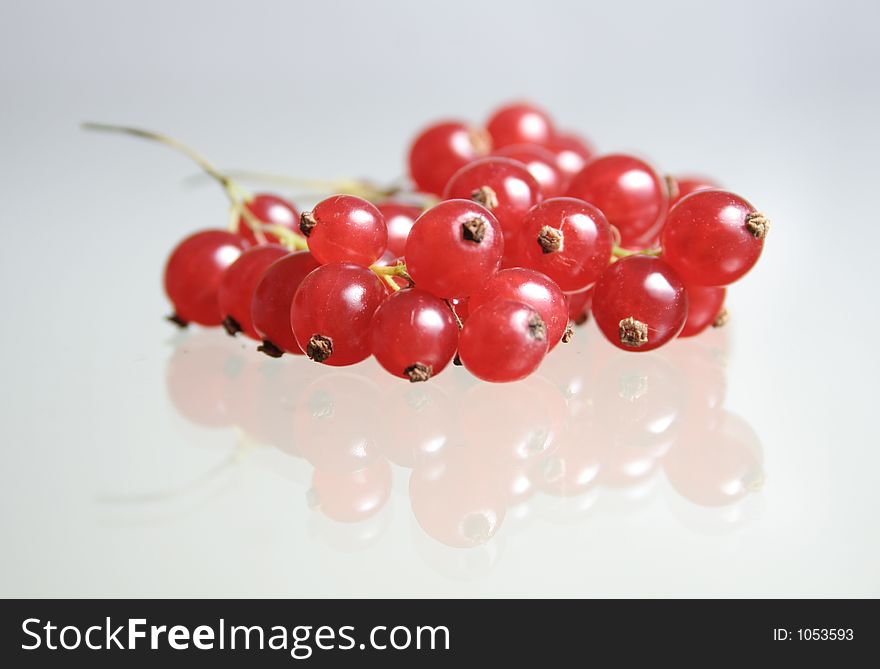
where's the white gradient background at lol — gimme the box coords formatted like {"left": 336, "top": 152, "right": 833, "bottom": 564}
{"left": 0, "top": 0, "right": 877, "bottom": 596}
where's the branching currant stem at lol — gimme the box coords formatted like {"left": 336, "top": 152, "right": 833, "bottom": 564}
{"left": 370, "top": 262, "right": 411, "bottom": 292}
{"left": 611, "top": 246, "right": 662, "bottom": 259}
{"left": 81, "top": 122, "right": 310, "bottom": 248}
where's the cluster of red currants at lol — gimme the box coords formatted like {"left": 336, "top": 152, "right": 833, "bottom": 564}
{"left": 91, "top": 101, "right": 768, "bottom": 383}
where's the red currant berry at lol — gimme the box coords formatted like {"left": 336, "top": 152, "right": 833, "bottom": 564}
{"left": 592, "top": 255, "right": 687, "bottom": 351}
{"left": 515, "top": 197, "right": 613, "bottom": 292}
{"left": 468, "top": 268, "right": 568, "bottom": 350}
{"left": 458, "top": 300, "right": 549, "bottom": 382}
{"left": 669, "top": 175, "right": 719, "bottom": 205}
{"left": 405, "top": 199, "right": 504, "bottom": 299}
{"left": 290, "top": 262, "right": 387, "bottom": 366}
{"left": 544, "top": 131, "right": 595, "bottom": 183}
{"left": 492, "top": 144, "right": 565, "bottom": 198}
{"left": 680, "top": 285, "right": 726, "bottom": 337}
{"left": 566, "top": 154, "right": 667, "bottom": 247}
{"left": 486, "top": 102, "right": 555, "bottom": 148}
{"left": 408, "top": 121, "right": 491, "bottom": 196}
{"left": 163, "top": 229, "right": 247, "bottom": 326}
{"left": 236, "top": 193, "right": 299, "bottom": 245}
{"left": 566, "top": 286, "right": 593, "bottom": 325}
{"left": 443, "top": 157, "right": 542, "bottom": 242}
{"left": 376, "top": 201, "right": 422, "bottom": 257}
{"left": 251, "top": 251, "right": 321, "bottom": 355}
{"left": 299, "top": 195, "right": 387, "bottom": 266}
{"left": 661, "top": 190, "right": 768, "bottom": 286}
{"left": 217, "top": 244, "right": 289, "bottom": 339}
{"left": 370, "top": 289, "right": 459, "bottom": 381}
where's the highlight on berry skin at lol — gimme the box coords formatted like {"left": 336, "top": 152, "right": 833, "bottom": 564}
{"left": 83, "top": 103, "right": 769, "bottom": 382}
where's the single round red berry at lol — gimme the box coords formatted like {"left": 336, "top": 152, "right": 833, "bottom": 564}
{"left": 163, "top": 229, "right": 247, "bottom": 326}
{"left": 515, "top": 197, "right": 613, "bottom": 292}
{"left": 236, "top": 193, "right": 299, "bottom": 245}
{"left": 492, "top": 144, "right": 565, "bottom": 198}
{"left": 661, "top": 190, "right": 768, "bottom": 287}
{"left": 217, "top": 244, "right": 289, "bottom": 339}
{"left": 376, "top": 201, "right": 422, "bottom": 257}
{"left": 468, "top": 268, "right": 568, "bottom": 350}
{"left": 370, "top": 289, "right": 459, "bottom": 381}
{"left": 566, "top": 154, "right": 667, "bottom": 247}
{"left": 680, "top": 285, "right": 726, "bottom": 337}
{"left": 443, "top": 157, "right": 542, "bottom": 242}
{"left": 486, "top": 102, "right": 555, "bottom": 148}
{"left": 291, "top": 262, "right": 387, "bottom": 366}
{"left": 408, "top": 121, "right": 491, "bottom": 195}
{"left": 405, "top": 199, "right": 504, "bottom": 299}
{"left": 669, "top": 175, "right": 719, "bottom": 205}
{"left": 299, "top": 195, "right": 387, "bottom": 266}
{"left": 458, "top": 300, "right": 549, "bottom": 382}
{"left": 251, "top": 251, "right": 321, "bottom": 355}
{"left": 592, "top": 255, "right": 688, "bottom": 352}
{"left": 544, "top": 131, "right": 594, "bottom": 183}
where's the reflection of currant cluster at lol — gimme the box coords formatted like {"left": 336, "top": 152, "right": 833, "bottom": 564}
{"left": 88, "top": 102, "right": 769, "bottom": 383}
{"left": 167, "top": 327, "right": 763, "bottom": 549}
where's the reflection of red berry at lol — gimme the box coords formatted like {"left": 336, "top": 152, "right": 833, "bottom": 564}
{"left": 311, "top": 459, "right": 392, "bottom": 523}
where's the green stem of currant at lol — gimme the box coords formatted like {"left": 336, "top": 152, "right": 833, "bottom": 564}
{"left": 611, "top": 246, "right": 662, "bottom": 259}
{"left": 81, "top": 122, "right": 301, "bottom": 247}
{"left": 370, "top": 262, "right": 411, "bottom": 291}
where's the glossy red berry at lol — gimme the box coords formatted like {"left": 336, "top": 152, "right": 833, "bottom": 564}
{"left": 566, "top": 154, "right": 667, "bottom": 247}
{"left": 300, "top": 195, "right": 387, "bottom": 266}
{"left": 290, "top": 263, "right": 388, "bottom": 367}
{"left": 661, "top": 190, "right": 768, "bottom": 287}
{"left": 251, "top": 251, "right": 321, "bottom": 355}
{"left": 515, "top": 197, "right": 613, "bottom": 292}
{"left": 376, "top": 201, "right": 422, "bottom": 257}
{"left": 545, "top": 132, "right": 595, "bottom": 183}
{"left": 291, "top": 262, "right": 387, "bottom": 366}
{"left": 408, "top": 121, "right": 491, "bottom": 196}
{"left": 492, "top": 144, "right": 565, "bottom": 198}
{"left": 405, "top": 199, "right": 504, "bottom": 299}
{"left": 458, "top": 300, "right": 549, "bottom": 382}
{"left": 680, "top": 285, "right": 726, "bottom": 337}
{"left": 592, "top": 255, "right": 688, "bottom": 352}
{"left": 370, "top": 289, "right": 459, "bottom": 381}
{"left": 217, "top": 244, "right": 289, "bottom": 339}
{"left": 486, "top": 102, "right": 555, "bottom": 148}
{"left": 236, "top": 193, "right": 299, "bottom": 245}
{"left": 443, "top": 157, "right": 542, "bottom": 241}
{"left": 468, "top": 268, "right": 568, "bottom": 350}
{"left": 670, "top": 175, "right": 719, "bottom": 205}
{"left": 163, "top": 229, "right": 247, "bottom": 326}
